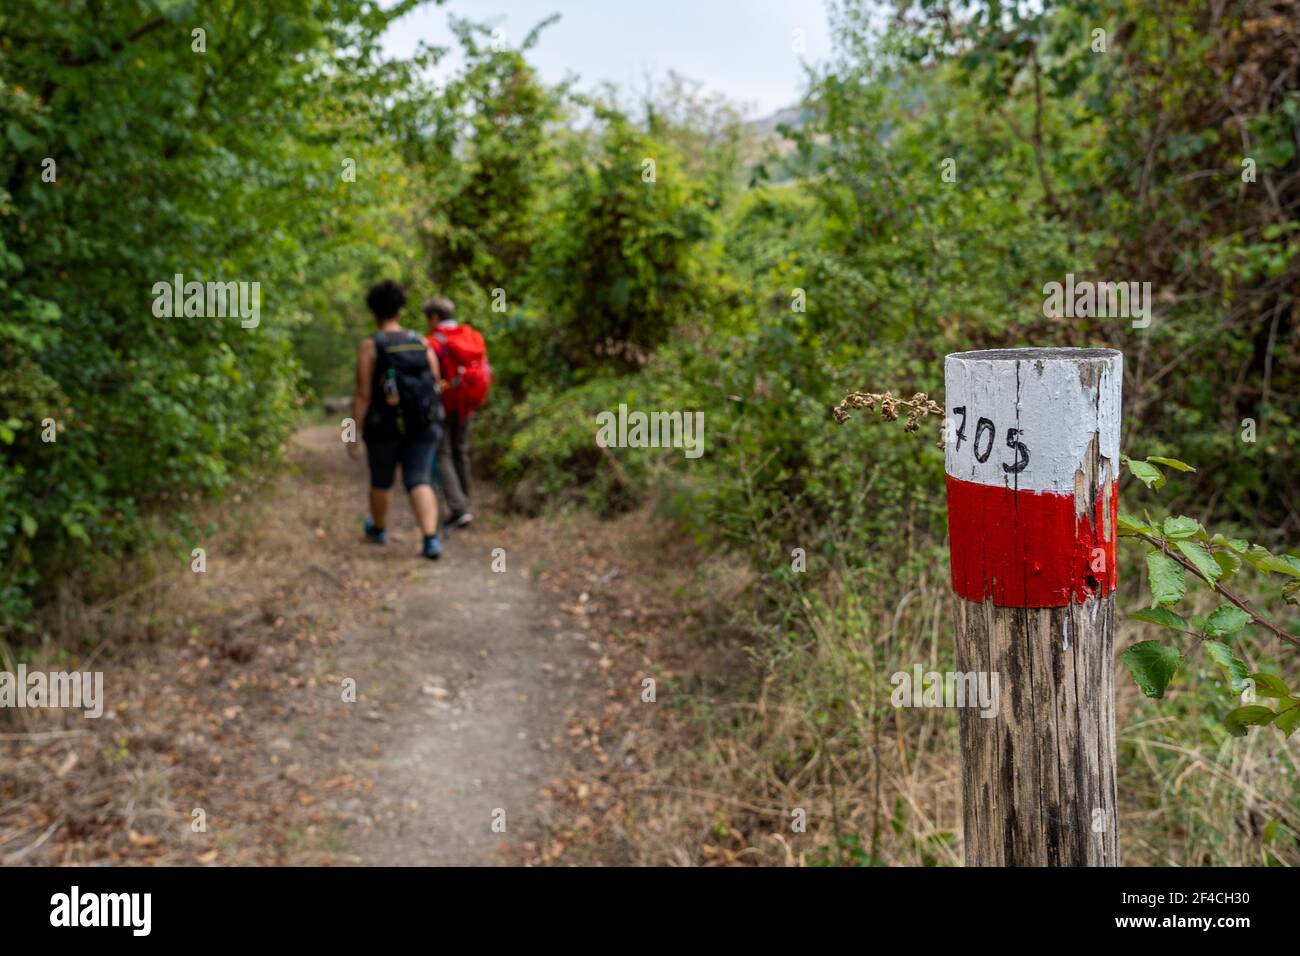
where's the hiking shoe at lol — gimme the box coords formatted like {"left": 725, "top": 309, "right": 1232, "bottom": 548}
{"left": 448, "top": 511, "right": 473, "bottom": 529}
{"left": 363, "top": 515, "right": 388, "bottom": 545}
{"left": 422, "top": 533, "right": 443, "bottom": 560}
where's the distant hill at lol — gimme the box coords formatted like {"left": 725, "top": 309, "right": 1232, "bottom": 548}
{"left": 743, "top": 104, "right": 809, "bottom": 143}
{"left": 739, "top": 104, "right": 815, "bottom": 179}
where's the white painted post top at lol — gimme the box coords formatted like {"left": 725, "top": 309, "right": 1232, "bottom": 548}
{"left": 944, "top": 348, "right": 1123, "bottom": 496}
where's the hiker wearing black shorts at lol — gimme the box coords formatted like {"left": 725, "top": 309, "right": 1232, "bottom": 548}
{"left": 348, "top": 279, "right": 445, "bottom": 559}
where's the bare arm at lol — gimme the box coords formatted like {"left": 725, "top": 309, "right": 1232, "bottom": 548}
{"left": 426, "top": 342, "right": 442, "bottom": 386}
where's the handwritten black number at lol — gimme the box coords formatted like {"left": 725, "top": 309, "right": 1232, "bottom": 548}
{"left": 951, "top": 406, "right": 967, "bottom": 450}
{"left": 1003, "top": 428, "right": 1029, "bottom": 474}
{"left": 960, "top": 411, "right": 1031, "bottom": 471}
{"left": 973, "top": 417, "right": 995, "bottom": 463}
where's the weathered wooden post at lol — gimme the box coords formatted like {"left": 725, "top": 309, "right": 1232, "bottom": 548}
{"left": 944, "top": 348, "right": 1122, "bottom": 866}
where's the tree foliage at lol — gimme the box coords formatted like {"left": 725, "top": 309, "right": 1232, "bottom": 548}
{"left": 0, "top": 0, "right": 430, "bottom": 625}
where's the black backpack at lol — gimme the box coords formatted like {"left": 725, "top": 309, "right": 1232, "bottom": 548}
{"left": 367, "top": 330, "right": 442, "bottom": 437}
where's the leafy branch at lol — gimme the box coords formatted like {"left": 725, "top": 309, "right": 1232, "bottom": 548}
{"left": 1127, "top": 527, "right": 1300, "bottom": 651}
{"left": 1117, "top": 455, "right": 1300, "bottom": 738}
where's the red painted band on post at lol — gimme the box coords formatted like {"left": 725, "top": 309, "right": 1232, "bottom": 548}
{"left": 945, "top": 474, "right": 1118, "bottom": 607}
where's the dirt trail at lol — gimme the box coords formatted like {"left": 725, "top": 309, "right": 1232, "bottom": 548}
{"left": 0, "top": 424, "right": 598, "bottom": 866}
{"left": 295, "top": 425, "right": 590, "bottom": 864}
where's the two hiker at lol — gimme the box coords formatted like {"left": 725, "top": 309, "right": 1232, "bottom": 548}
{"left": 347, "top": 279, "right": 491, "bottom": 558}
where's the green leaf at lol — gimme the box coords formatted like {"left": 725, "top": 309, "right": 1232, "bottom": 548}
{"left": 1211, "top": 549, "right": 1242, "bottom": 580}
{"left": 1203, "top": 640, "right": 1249, "bottom": 692}
{"left": 1145, "top": 551, "right": 1186, "bottom": 607}
{"left": 1283, "top": 580, "right": 1300, "bottom": 608}
{"left": 20, "top": 514, "right": 37, "bottom": 538}
{"left": 1254, "top": 554, "right": 1300, "bottom": 578}
{"left": 1202, "top": 640, "right": 1233, "bottom": 667}
{"left": 1117, "top": 510, "right": 1152, "bottom": 535}
{"left": 1249, "top": 673, "right": 1290, "bottom": 700}
{"left": 1120, "top": 641, "right": 1183, "bottom": 699}
{"left": 1204, "top": 604, "right": 1252, "bottom": 638}
{"left": 1243, "top": 544, "right": 1275, "bottom": 571}
{"left": 4, "top": 121, "right": 40, "bottom": 152}
{"left": 1174, "top": 540, "right": 1221, "bottom": 584}
{"left": 1275, "top": 700, "right": 1300, "bottom": 738}
{"left": 1211, "top": 533, "right": 1249, "bottom": 554}
{"left": 1162, "top": 515, "right": 1201, "bottom": 539}
{"left": 1126, "top": 459, "right": 1165, "bottom": 491}
{"left": 1147, "top": 456, "right": 1196, "bottom": 472}
{"left": 61, "top": 518, "right": 90, "bottom": 544}
{"left": 1129, "top": 607, "right": 1187, "bottom": 631}
{"left": 1223, "top": 705, "right": 1277, "bottom": 737}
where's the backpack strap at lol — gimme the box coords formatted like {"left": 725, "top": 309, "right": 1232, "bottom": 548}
{"left": 370, "top": 331, "right": 389, "bottom": 370}
{"left": 375, "top": 330, "right": 429, "bottom": 357}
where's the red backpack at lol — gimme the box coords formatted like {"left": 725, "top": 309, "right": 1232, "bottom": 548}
{"left": 432, "top": 323, "right": 491, "bottom": 421}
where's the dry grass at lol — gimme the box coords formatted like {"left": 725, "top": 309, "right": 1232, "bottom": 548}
{"left": 0, "top": 439, "right": 384, "bottom": 865}
{"left": 507, "top": 499, "right": 1299, "bottom": 867}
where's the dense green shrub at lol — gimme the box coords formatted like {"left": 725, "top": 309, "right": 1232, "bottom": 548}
{"left": 0, "top": 0, "right": 427, "bottom": 628}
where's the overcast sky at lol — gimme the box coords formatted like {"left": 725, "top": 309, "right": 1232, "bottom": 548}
{"left": 381, "top": 0, "right": 834, "bottom": 118}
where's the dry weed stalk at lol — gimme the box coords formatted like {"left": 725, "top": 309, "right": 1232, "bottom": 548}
{"left": 832, "top": 390, "right": 942, "bottom": 433}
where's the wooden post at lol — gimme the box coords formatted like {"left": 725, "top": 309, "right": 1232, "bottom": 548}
{"left": 943, "top": 348, "right": 1122, "bottom": 866}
